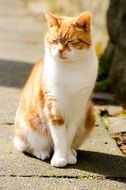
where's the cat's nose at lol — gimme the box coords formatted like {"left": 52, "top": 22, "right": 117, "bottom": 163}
{"left": 59, "top": 48, "right": 64, "bottom": 54}
{"left": 58, "top": 45, "right": 65, "bottom": 54}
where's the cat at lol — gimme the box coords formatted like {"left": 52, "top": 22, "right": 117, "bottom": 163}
{"left": 14, "top": 11, "right": 98, "bottom": 167}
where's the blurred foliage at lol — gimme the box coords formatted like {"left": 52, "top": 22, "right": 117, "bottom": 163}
{"left": 97, "top": 42, "right": 115, "bottom": 92}
{"left": 95, "top": 41, "right": 104, "bottom": 59}
{"left": 96, "top": 79, "right": 111, "bottom": 92}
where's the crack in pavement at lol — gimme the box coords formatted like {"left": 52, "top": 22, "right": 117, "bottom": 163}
{"left": 0, "top": 174, "right": 126, "bottom": 182}
{"left": 0, "top": 122, "right": 14, "bottom": 125}
{"left": 0, "top": 174, "right": 104, "bottom": 179}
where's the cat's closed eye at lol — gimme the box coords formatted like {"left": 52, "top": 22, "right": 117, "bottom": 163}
{"left": 67, "top": 40, "right": 74, "bottom": 44}
{"left": 48, "top": 39, "right": 58, "bottom": 45}
{"left": 52, "top": 39, "right": 58, "bottom": 44}
{"left": 70, "top": 40, "right": 82, "bottom": 46}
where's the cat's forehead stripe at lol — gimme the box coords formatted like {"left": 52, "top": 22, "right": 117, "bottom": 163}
{"left": 58, "top": 23, "right": 75, "bottom": 41}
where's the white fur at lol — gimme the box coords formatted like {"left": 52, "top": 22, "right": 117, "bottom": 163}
{"left": 14, "top": 112, "right": 52, "bottom": 160}
{"left": 14, "top": 136, "right": 28, "bottom": 152}
{"left": 44, "top": 43, "right": 98, "bottom": 167}
{"left": 49, "top": 124, "right": 68, "bottom": 167}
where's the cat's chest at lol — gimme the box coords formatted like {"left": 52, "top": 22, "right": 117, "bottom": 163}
{"left": 44, "top": 60, "right": 96, "bottom": 111}
{"left": 44, "top": 57, "right": 97, "bottom": 122}
{"left": 44, "top": 61, "right": 96, "bottom": 96}
{"left": 61, "top": 69, "right": 92, "bottom": 93}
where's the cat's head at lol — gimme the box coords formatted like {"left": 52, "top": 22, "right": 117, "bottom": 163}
{"left": 44, "top": 11, "right": 92, "bottom": 61}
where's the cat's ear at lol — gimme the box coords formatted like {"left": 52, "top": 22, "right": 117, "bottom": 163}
{"left": 74, "top": 11, "right": 91, "bottom": 32}
{"left": 44, "top": 11, "right": 61, "bottom": 28}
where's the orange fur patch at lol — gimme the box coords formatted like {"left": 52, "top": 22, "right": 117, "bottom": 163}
{"left": 15, "top": 58, "right": 65, "bottom": 140}
{"left": 45, "top": 94, "right": 64, "bottom": 126}
{"left": 85, "top": 101, "right": 96, "bottom": 135}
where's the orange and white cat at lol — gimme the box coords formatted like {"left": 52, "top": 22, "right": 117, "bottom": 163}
{"left": 14, "top": 11, "right": 98, "bottom": 167}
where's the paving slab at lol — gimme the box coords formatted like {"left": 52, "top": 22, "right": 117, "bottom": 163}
{"left": 0, "top": 76, "right": 125, "bottom": 180}
{"left": 108, "top": 117, "right": 126, "bottom": 133}
{"left": 0, "top": 0, "right": 46, "bottom": 63}
{"left": 0, "top": 58, "right": 33, "bottom": 122}
{"left": 96, "top": 105, "right": 126, "bottom": 134}
{"left": 0, "top": 59, "right": 33, "bottom": 88}
{"left": 0, "top": 123, "right": 125, "bottom": 179}
{"left": 96, "top": 105, "right": 123, "bottom": 115}
{"left": 0, "top": 177, "right": 126, "bottom": 190}
{"left": 0, "top": 87, "right": 20, "bottom": 123}
{"left": 81, "top": 119, "right": 122, "bottom": 155}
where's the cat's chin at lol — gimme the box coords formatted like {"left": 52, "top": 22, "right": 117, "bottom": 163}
{"left": 58, "top": 56, "right": 68, "bottom": 60}
{"left": 53, "top": 54, "right": 69, "bottom": 61}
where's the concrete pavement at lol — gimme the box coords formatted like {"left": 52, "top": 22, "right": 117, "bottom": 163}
{"left": 0, "top": 87, "right": 126, "bottom": 189}
{"left": 0, "top": 0, "right": 46, "bottom": 63}
{"left": 0, "top": 0, "right": 126, "bottom": 189}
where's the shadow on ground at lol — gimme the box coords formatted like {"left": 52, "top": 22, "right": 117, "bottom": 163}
{"left": 0, "top": 59, "right": 34, "bottom": 88}
{"left": 74, "top": 150, "right": 126, "bottom": 181}
{"left": 24, "top": 150, "right": 126, "bottom": 182}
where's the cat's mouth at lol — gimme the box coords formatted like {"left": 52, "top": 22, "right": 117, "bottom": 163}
{"left": 51, "top": 48, "right": 69, "bottom": 60}
{"left": 59, "top": 54, "right": 67, "bottom": 60}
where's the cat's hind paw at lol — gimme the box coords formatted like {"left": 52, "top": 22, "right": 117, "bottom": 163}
{"left": 51, "top": 154, "right": 67, "bottom": 167}
{"left": 68, "top": 149, "right": 77, "bottom": 165}
{"left": 68, "top": 154, "right": 77, "bottom": 165}
{"left": 14, "top": 136, "right": 28, "bottom": 152}
{"left": 33, "top": 150, "right": 50, "bottom": 160}
{"left": 71, "top": 148, "right": 77, "bottom": 157}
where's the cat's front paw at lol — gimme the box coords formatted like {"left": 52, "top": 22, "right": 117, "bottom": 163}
{"left": 51, "top": 154, "right": 67, "bottom": 167}
{"left": 68, "top": 149, "right": 77, "bottom": 165}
